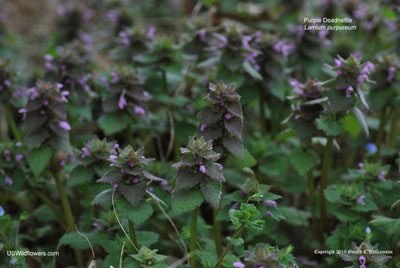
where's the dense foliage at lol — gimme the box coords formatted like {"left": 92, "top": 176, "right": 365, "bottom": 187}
{"left": 0, "top": 0, "right": 400, "bottom": 267}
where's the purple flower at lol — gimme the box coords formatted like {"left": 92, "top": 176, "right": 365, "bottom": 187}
{"left": 359, "top": 255, "right": 366, "bottom": 268}
{"left": 134, "top": 106, "right": 145, "bottom": 115}
{"left": 225, "top": 113, "right": 231, "bottom": 120}
{"left": 358, "top": 163, "right": 365, "bottom": 173}
{"left": 60, "top": 160, "right": 66, "bottom": 167}
{"left": 358, "top": 74, "right": 369, "bottom": 85}
{"left": 133, "top": 178, "right": 139, "bottom": 183}
{"left": 233, "top": 262, "right": 245, "bottom": 268}
{"left": 198, "top": 29, "right": 206, "bottom": 42}
{"left": 28, "top": 87, "right": 39, "bottom": 100}
{"left": 112, "top": 182, "right": 119, "bottom": 188}
{"left": 356, "top": 195, "right": 366, "bottom": 205}
{"left": 109, "top": 155, "right": 117, "bottom": 160}
{"left": 0, "top": 206, "right": 4, "bottom": 216}
{"left": 199, "top": 165, "right": 206, "bottom": 173}
{"left": 5, "top": 176, "right": 13, "bottom": 186}
{"left": 4, "top": 150, "right": 10, "bottom": 160}
{"left": 218, "top": 35, "right": 228, "bottom": 48}
{"left": 289, "top": 78, "right": 303, "bottom": 94}
{"left": 337, "top": 70, "right": 343, "bottom": 75}
{"left": 125, "top": 179, "right": 131, "bottom": 184}
{"left": 216, "top": 163, "right": 223, "bottom": 170}
{"left": 93, "top": 222, "right": 103, "bottom": 232}
{"left": 129, "top": 161, "right": 135, "bottom": 167}
{"left": 18, "top": 108, "right": 27, "bottom": 120}
{"left": 15, "top": 154, "right": 24, "bottom": 162}
{"left": 263, "top": 200, "right": 277, "bottom": 207}
{"left": 265, "top": 211, "right": 272, "bottom": 217}
{"left": 242, "top": 36, "right": 252, "bottom": 50}
{"left": 118, "top": 93, "right": 127, "bottom": 110}
{"left": 346, "top": 86, "right": 354, "bottom": 98}
{"left": 4, "top": 80, "right": 11, "bottom": 87}
{"left": 61, "top": 91, "right": 69, "bottom": 102}
{"left": 378, "top": 171, "right": 386, "bottom": 181}
{"left": 334, "top": 59, "right": 343, "bottom": 67}
{"left": 107, "top": 11, "right": 117, "bottom": 22}
{"left": 120, "top": 168, "right": 125, "bottom": 174}
{"left": 147, "top": 187, "right": 154, "bottom": 192}
{"left": 146, "top": 26, "right": 156, "bottom": 39}
{"left": 43, "top": 100, "right": 49, "bottom": 106}
{"left": 59, "top": 121, "right": 71, "bottom": 131}
{"left": 81, "top": 147, "right": 91, "bottom": 158}
{"left": 200, "top": 124, "right": 206, "bottom": 132}
{"left": 56, "top": 83, "right": 63, "bottom": 89}
{"left": 361, "top": 61, "right": 375, "bottom": 75}
{"left": 44, "top": 54, "right": 53, "bottom": 61}
{"left": 274, "top": 41, "right": 295, "bottom": 57}
{"left": 388, "top": 66, "right": 396, "bottom": 82}
{"left": 111, "top": 72, "right": 119, "bottom": 84}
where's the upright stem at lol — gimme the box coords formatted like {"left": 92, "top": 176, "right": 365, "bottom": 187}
{"left": 374, "top": 107, "right": 388, "bottom": 162}
{"left": 387, "top": 108, "right": 399, "bottom": 147}
{"left": 162, "top": 70, "right": 168, "bottom": 94}
{"left": 319, "top": 136, "right": 333, "bottom": 232}
{"left": 258, "top": 86, "right": 266, "bottom": 136}
{"left": 4, "top": 103, "right": 22, "bottom": 142}
{"left": 54, "top": 172, "right": 84, "bottom": 267}
{"left": 213, "top": 225, "right": 243, "bottom": 268}
{"left": 213, "top": 209, "right": 222, "bottom": 257}
{"left": 190, "top": 208, "right": 198, "bottom": 268}
{"left": 128, "top": 220, "right": 139, "bottom": 253}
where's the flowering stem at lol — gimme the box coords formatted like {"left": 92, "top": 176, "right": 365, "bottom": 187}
{"left": 54, "top": 172, "right": 84, "bottom": 267}
{"left": 128, "top": 220, "right": 139, "bottom": 253}
{"left": 190, "top": 207, "right": 198, "bottom": 268}
{"left": 213, "top": 225, "right": 243, "bottom": 268}
{"left": 3, "top": 103, "right": 22, "bottom": 142}
{"left": 213, "top": 208, "right": 222, "bottom": 257}
{"left": 374, "top": 106, "right": 389, "bottom": 162}
{"left": 319, "top": 136, "right": 333, "bottom": 232}
{"left": 387, "top": 108, "right": 398, "bottom": 147}
{"left": 258, "top": 87, "right": 267, "bottom": 136}
{"left": 162, "top": 70, "right": 168, "bottom": 93}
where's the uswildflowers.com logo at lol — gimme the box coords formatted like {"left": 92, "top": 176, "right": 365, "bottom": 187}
{"left": 6, "top": 250, "right": 59, "bottom": 257}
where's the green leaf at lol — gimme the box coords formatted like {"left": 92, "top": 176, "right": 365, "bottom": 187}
{"left": 60, "top": 231, "right": 109, "bottom": 249}
{"left": 316, "top": 117, "right": 342, "bottom": 136}
{"left": 98, "top": 113, "right": 129, "bottom": 135}
{"left": 200, "top": 180, "right": 221, "bottom": 209}
{"left": 289, "top": 148, "right": 318, "bottom": 175}
{"left": 92, "top": 188, "right": 114, "bottom": 206}
{"left": 243, "top": 61, "right": 263, "bottom": 80}
{"left": 324, "top": 189, "right": 343, "bottom": 204}
{"left": 67, "top": 166, "right": 94, "bottom": 187}
{"left": 224, "top": 117, "right": 242, "bottom": 138}
{"left": 172, "top": 189, "right": 204, "bottom": 214}
{"left": 118, "top": 184, "right": 146, "bottom": 207}
{"left": 205, "top": 163, "right": 225, "bottom": 182}
{"left": 175, "top": 167, "right": 203, "bottom": 190}
{"left": 279, "top": 206, "right": 311, "bottom": 226}
{"left": 200, "top": 106, "right": 222, "bottom": 127}
{"left": 27, "top": 146, "right": 53, "bottom": 177}
{"left": 136, "top": 231, "right": 159, "bottom": 246}
{"left": 352, "top": 107, "right": 369, "bottom": 137}
{"left": 369, "top": 216, "right": 400, "bottom": 236}
{"left": 222, "top": 136, "right": 243, "bottom": 159}
{"left": 340, "top": 113, "right": 361, "bottom": 138}
{"left": 117, "top": 199, "right": 153, "bottom": 225}
{"left": 97, "top": 169, "right": 122, "bottom": 183}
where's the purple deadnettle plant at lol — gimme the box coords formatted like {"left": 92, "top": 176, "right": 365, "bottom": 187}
{"left": 198, "top": 81, "right": 244, "bottom": 159}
